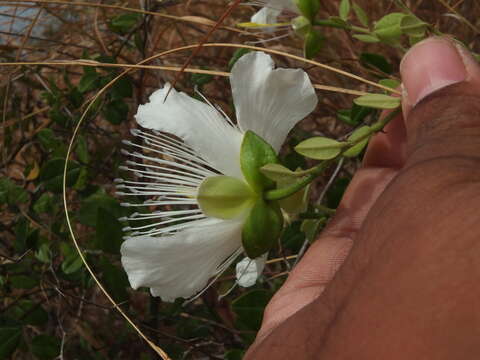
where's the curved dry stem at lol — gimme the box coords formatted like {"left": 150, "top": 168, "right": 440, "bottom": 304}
{"left": 0, "top": 60, "right": 369, "bottom": 96}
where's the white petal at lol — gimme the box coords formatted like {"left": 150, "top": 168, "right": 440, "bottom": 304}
{"left": 231, "top": 52, "right": 318, "bottom": 152}
{"left": 236, "top": 254, "right": 267, "bottom": 287}
{"left": 121, "top": 218, "right": 243, "bottom": 302}
{"left": 135, "top": 84, "right": 244, "bottom": 178}
{"left": 251, "top": 6, "right": 281, "bottom": 25}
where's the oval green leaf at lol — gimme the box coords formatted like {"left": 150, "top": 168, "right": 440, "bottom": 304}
{"left": 344, "top": 125, "right": 372, "bottom": 157}
{"left": 197, "top": 176, "right": 256, "bottom": 219}
{"left": 353, "top": 94, "right": 401, "bottom": 109}
{"left": 339, "top": 0, "right": 351, "bottom": 20}
{"left": 373, "top": 12, "right": 406, "bottom": 42}
{"left": 260, "top": 163, "right": 297, "bottom": 182}
{"left": 400, "top": 14, "right": 428, "bottom": 37}
{"left": 295, "top": 137, "right": 344, "bottom": 160}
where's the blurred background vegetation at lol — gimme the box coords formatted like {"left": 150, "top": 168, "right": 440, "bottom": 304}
{"left": 1, "top": 0, "right": 479, "bottom": 359}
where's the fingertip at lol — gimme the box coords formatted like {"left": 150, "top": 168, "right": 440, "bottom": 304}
{"left": 400, "top": 37, "right": 480, "bottom": 119}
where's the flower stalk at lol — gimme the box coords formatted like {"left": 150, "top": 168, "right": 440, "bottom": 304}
{"left": 265, "top": 107, "right": 401, "bottom": 201}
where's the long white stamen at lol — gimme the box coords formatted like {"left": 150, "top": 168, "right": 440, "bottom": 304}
{"left": 123, "top": 213, "right": 206, "bottom": 232}
{"left": 121, "top": 209, "right": 203, "bottom": 222}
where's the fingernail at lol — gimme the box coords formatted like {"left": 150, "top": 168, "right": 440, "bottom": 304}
{"left": 400, "top": 37, "right": 467, "bottom": 107}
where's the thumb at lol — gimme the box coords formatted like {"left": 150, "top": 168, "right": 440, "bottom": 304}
{"left": 400, "top": 37, "right": 480, "bottom": 164}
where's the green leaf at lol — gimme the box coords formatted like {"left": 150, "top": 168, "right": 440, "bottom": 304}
{"left": 373, "top": 12, "right": 406, "bottom": 43}
{"left": 326, "top": 177, "right": 350, "bottom": 208}
{"left": 0, "top": 178, "right": 28, "bottom": 205}
{"left": 231, "top": 289, "right": 272, "bottom": 330}
{"left": 103, "top": 99, "right": 129, "bottom": 125}
{"left": 339, "top": 0, "right": 351, "bottom": 20}
{"left": 109, "top": 13, "right": 141, "bottom": 34}
{"left": 78, "top": 191, "right": 123, "bottom": 227}
{"left": 301, "top": 218, "right": 325, "bottom": 243}
{"left": 39, "top": 158, "right": 80, "bottom": 193}
{"left": 33, "top": 193, "right": 55, "bottom": 214}
{"left": 278, "top": 178, "right": 309, "bottom": 215}
{"left": 343, "top": 125, "right": 372, "bottom": 157}
{"left": 31, "top": 335, "right": 60, "bottom": 360}
{"left": 240, "top": 130, "right": 279, "bottom": 193}
{"left": 99, "top": 257, "right": 129, "bottom": 302}
{"left": 400, "top": 14, "right": 428, "bottom": 37}
{"left": 353, "top": 94, "right": 401, "bottom": 109}
{"left": 0, "top": 327, "right": 22, "bottom": 359}
{"left": 190, "top": 72, "right": 213, "bottom": 87}
{"left": 75, "top": 135, "right": 89, "bottom": 164}
{"left": 10, "top": 275, "right": 38, "bottom": 289}
{"left": 352, "top": 2, "right": 369, "bottom": 26}
{"left": 242, "top": 199, "right": 283, "bottom": 258}
{"left": 295, "top": 0, "right": 321, "bottom": 21}
{"left": 78, "top": 72, "right": 100, "bottom": 93}
{"left": 295, "top": 137, "right": 344, "bottom": 160}
{"left": 111, "top": 75, "right": 133, "bottom": 99}
{"left": 95, "top": 207, "right": 124, "bottom": 253}
{"left": 360, "top": 52, "right": 393, "bottom": 74}
{"left": 336, "top": 104, "right": 374, "bottom": 126}
{"left": 37, "top": 129, "right": 62, "bottom": 152}
{"left": 325, "top": 16, "right": 348, "bottom": 28}
{"left": 35, "top": 243, "right": 51, "bottom": 263}
{"left": 378, "top": 78, "right": 401, "bottom": 90}
{"left": 228, "top": 49, "right": 251, "bottom": 70}
{"left": 352, "top": 33, "right": 380, "bottom": 43}
{"left": 197, "top": 176, "right": 256, "bottom": 219}
{"left": 260, "top": 163, "right": 297, "bottom": 182}
{"left": 304, "top": 29, "right": 324, "bottom": 59}
{"left": 9, "top": 300, "right": 48, "bottom": 326}
{"left": 61, "top": 243, "right": 83, "bottom": 275}
{"left": 281, "top": 220, "right": 306, "bottom": 252}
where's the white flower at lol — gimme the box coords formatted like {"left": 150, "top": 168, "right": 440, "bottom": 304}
{"left": 117, "top": 51, "right": 317, "bottom": 302}
{"left": 250, "top": 0, "right": 298, "bottom": 29}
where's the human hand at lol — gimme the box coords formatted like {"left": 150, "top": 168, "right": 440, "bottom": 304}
{"left": 246, "top": 37, "right": 480, "bottom": 359}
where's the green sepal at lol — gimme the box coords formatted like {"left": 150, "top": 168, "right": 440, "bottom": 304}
{"left": 240, "top": 130, "right": 279, "bottom": 194}
{"left": 343, "top": 125, "right": 372, "bottom": 157}
{"left": 295, "top": 137, "right": 345, "bottom": 160}
{"left": 295, "top": 0, "right": 321, "bottom": 21}
{"left": 197, "top": 175, "right": 256, "bottom": 219}
{"left": 242, "top": 199, "right": 284, "bottom": 258}
{"left": 304, "top": 29, "right": 325, "bottom": 59}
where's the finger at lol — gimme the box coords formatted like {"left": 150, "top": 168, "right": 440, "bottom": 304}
{"left": 257, "top": 167, "right": 397, "bottom": 340}
{"left": 400, "top": 37, "right": 480, "bottom": 165}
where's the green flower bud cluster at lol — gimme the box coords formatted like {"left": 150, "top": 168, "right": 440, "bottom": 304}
{"left": 292, "top": 0, "right": 323, "bottom": 59}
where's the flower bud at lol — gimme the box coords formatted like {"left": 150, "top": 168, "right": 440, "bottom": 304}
{"left": 294, "top": 0, "right": 321, "bottom": 22}
{"left": 242, "top": 199, "right": 284, "bottom": 258}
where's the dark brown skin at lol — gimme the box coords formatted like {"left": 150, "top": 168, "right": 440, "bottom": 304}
{"left": 246, "top": 38, "right": 480, "bottom": 359}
